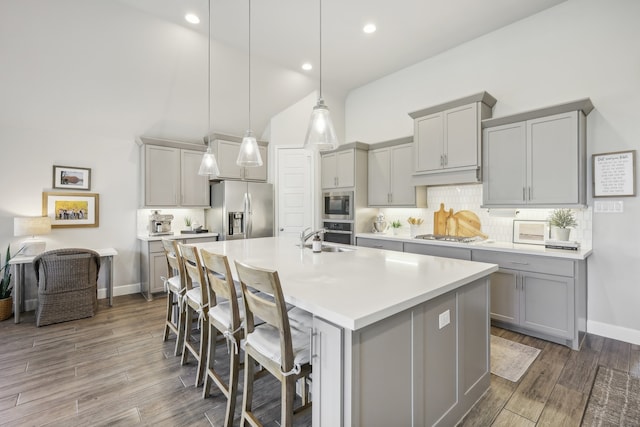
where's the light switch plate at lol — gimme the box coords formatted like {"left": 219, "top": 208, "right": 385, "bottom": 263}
{"left": 594, "top": 200, "right": 624, "bottom": 213}
{"left": 439, "top": 310, "right": 450, "bottom": 329}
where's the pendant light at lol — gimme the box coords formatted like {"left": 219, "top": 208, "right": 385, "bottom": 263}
{"left": 236, "top": 0, "right": 263, "bottom": 167}
{"left": 198, "top": 0, "right": 220, "bottom": 176}
{"left": 304, "top": 0, "right": 339, "bottom": 151}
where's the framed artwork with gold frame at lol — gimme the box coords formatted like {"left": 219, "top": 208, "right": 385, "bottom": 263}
{"left": 42, "top": 192, "right": 99, "bottom": 228}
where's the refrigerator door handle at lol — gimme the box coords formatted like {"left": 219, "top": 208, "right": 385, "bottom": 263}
{"left": 244, "top": 192, "right": 252, "bottom": 239}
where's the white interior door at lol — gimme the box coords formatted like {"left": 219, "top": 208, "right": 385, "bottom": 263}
{"left": 276, "top": 147, "right": 314, "bottom": 237}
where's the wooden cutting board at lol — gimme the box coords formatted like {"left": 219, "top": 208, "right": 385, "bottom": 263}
{"left": 453, "top": 210, "right": 488, "bottom": 239}
{"left": 433, "top": 203, "right": 448, "bottom": 235}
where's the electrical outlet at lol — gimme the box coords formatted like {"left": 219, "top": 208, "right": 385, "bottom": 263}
{"left": 439, "top": 310, "right": 450, "bottom": 329}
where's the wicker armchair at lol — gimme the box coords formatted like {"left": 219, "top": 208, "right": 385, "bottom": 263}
{"left": 33, "top": 248, "right": 101, "bottom": 327}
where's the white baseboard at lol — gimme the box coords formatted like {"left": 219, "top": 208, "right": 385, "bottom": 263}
{"left": 24, "top": 283, "right": 142, "bottom": 312}
{"left": 587, "top": 320, "right": 640, "bottom": 346}
{"left": 97, "top": 283, "right": 141, "bottom": 299}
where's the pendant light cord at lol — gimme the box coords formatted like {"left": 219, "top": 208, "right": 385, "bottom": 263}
{"left": 207, "top": 0, "right": 212, "bottom": 147}
{"left": 319, "top": 0, "right": 322, "bottom": 99}
{"left": 248, "top": 0, "right": 252, "bottom": 131}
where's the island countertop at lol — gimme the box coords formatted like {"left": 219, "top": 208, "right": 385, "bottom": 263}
{"left": 190, "top": 236, "right": 498, "bottom": 331}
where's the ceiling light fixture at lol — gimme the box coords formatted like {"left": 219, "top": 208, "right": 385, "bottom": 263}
{"left": 198, "top": 0, "right": 220, "bottom": 176}
{"left": 236, "top": 0, "right": 263, "bottom": 167}
{"left": 363, "top": 23, "right": 376, "bottom": 34}
{"left": 302, "top": 62, "right": 313, "bottom": 71}
{"left": 185, "top": 13, "right": 200, "bottom": 24}
{"left": 303, "top": 0, "right": 339, "bottom": 152}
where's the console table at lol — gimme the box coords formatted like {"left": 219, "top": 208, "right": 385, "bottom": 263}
{"left": 9, "top": 248, "right": 117, "bottom": 324}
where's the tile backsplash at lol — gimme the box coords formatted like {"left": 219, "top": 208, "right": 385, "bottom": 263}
{"left": 379, "top": 184, "right": 592, "bottom": 247}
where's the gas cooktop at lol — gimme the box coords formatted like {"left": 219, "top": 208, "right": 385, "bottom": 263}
{"left": 414, "top": 234, "right": 484, "bottom": 243}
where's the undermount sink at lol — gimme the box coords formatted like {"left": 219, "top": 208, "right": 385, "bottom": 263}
{"left": 303, "top": 243, "right": 355, "bottom": 253}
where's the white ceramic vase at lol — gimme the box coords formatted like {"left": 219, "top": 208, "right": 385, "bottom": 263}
{"left": 555, "top": 227, "right": 571, "bottom": 241}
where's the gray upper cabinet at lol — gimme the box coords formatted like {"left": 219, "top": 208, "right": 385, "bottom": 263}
{"left": 321, "top": 147, "right": 356, "bottom": 189}
{"left": 368, "top": 138, "right": 427, "bottom": 207}
{"left": 482, "top": 99, "right": 593, "bottom": 208}
{"left": 140, "top": 137, "right": 210, "bottom": 208}
{"left": 209, "top": 134, "right": 268, "bottom": 182}
{"left": 409, "top": 92, "right": 496, "bottom": 186}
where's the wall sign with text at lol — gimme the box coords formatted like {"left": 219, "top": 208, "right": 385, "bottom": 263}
{"left": 592, "top": 150, "right": 636, "bottom": 197}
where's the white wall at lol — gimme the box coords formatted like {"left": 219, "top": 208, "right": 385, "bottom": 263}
{"left": 345, "top": 0, "right": 640, "bottom": 343}
{"left": 0, "top": 1, "right": 326, "bottom": 297}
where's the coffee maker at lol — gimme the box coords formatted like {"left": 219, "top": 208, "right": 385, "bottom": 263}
{"left": 149, "top": 211, "right": 174, "bottom": 236}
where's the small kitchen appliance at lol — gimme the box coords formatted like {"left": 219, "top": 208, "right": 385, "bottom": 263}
{"left": 149, "top": 211, "right": 174, "bottom": 236}
{"left": 372, "top": 213, "right": 388, "bottom": 233}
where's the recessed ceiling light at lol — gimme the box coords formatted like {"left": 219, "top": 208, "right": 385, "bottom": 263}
{"left": 302, "top": 63, "right": 313, "bottom": 71}
{"left": 363, "top": 23, "right": 376, "bottom": 34}
{"left": 185, "top": 13, "right": 200, "bottom": 24}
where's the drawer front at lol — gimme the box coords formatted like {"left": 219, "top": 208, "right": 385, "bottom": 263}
{"left": 403, "top": 242, "right": 471, "bottom": 260}
{"left": 472, "top": 250, "right": 574, "bottom": 277}
{"left": 148, "top": 240, "right": 164, "bottom": 253}
{"left": 183, "top": 237, "right": 217, "bottom": 244}
{"left": 356, "top": 238, "right": 403, "bottom": 252}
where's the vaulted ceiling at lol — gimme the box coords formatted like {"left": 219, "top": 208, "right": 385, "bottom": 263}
{"left": 117, "top": 0, "right": 567, "bottom": 96}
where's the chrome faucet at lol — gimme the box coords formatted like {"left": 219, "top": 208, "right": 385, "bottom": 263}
{"left": 299, "top": 227, "right": 326, "bottom": 247}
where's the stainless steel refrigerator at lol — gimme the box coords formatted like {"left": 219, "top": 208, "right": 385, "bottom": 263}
{"left": 206, "top": 181, "right": 274, "bottom": 240}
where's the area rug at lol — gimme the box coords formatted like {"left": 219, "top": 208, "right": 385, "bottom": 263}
{"left": 490, "top": 335, "right": 540, "bottom": 382}
{"left": 581, "top": 366, "right": 640, "bottom": 426}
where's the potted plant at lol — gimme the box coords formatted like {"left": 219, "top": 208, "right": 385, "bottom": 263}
{"left": 0, "top": 245, "right": 15, "bottom": 321}
{"left": 184, "top": 216, "right": 192, "bottom": 230}
{"left": 548, "top": 209, "right": 577, "bottom": 241}
{"left": 391, "top": 220, "right": 402, "bottom": 235}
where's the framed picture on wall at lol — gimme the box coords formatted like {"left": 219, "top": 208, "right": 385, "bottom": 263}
{"left": 592, "top": 150, "right": 636, "bottom": 197}
{"left": 43, "top": 192, "right": 99, "bottom": 228}
{"left": 52, "top": 165, "right": 91, "bottom": 190}
{"left": 513, "top": 220, "right": 549, "bottom": 245}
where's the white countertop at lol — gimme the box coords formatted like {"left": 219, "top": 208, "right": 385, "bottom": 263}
{"left": 137, "top": 232, "right": 219, "bottom": 242}
{"left": 356, "top": 232, "right": 592, "bottom": 260}
{"left": 190, "top": 236, "right": 498, "bottom": 331}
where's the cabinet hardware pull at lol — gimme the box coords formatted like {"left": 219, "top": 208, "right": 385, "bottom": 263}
{"left": 374, "top": 245, "right": 383, "bottom": 248}
{"left": 522, "top": 187, "right": 526, "bottom": 201}
{"left": 309, "top": 327, "right": 318, "bottom": 365}
{"left": 444, "top": 154, "right": 448, "bottom": 166}
{"left": 510, "top": 261, "right": 529, "bottom": 265}
{"left": 529, "top": 187, "right": 532, "bottom": 200}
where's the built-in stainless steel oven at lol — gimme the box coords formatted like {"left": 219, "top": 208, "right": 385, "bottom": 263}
{"left": 322, "top": 191, "right": 353, "bottom": 220}
{"left": 323, "top": 221, "right": 353, "bottom": 245}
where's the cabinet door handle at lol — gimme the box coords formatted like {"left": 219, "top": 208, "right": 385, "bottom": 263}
{"left": 373, "top": 245, "right": 383, "bottom": 248}
{"left": 444, "top": 154, "right": 448, "bottom": 166}
{"left": 309, "top": 327, "right": 318, "bottom": 365}
{"left": 522, "top": 187, "right": 526, "bottom": 201}
{"left": 528, "top": 187, "right": 532, "bottom": 200}
{"left": 440, "top": 155, "right": 443, "bottom": 166}
{"left": 510, "top": 261, "right": 530, "bottom": 265}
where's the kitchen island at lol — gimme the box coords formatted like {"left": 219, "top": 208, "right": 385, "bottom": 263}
{"left": 191, "top": 236, "right": 498, "bottom": 427}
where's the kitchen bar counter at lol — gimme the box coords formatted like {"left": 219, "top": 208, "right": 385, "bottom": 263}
{"left": 191, "top": 236, "right": 497, "bottom": 331}
{"left": 191, "top": 236, "right": 498, "bottom": 426}
{"left": 356, "top": 232, "right": 592, "bottom": 260}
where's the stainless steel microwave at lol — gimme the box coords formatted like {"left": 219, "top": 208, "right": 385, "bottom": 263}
{"left": 322, "top": 191, "right": 353, "bottom": 220}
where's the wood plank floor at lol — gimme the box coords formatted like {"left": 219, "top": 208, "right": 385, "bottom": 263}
{"left": 0, "top": 294, "right": 637, "bottom": 426}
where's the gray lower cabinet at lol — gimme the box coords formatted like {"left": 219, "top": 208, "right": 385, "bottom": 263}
{"left": 356, "top": 237, "right": 403, "bottom": 252}
{"left": 404, "top": 241, "right": 472, "bottom": 260}
{"left": 339, "top": 277, "right": 489, "bottom": 427}
{"left": 472, "top": 250, "right": 585, "bottom": 350}
{"left": 140, "top": 236, "right": 217, "bottom": 301}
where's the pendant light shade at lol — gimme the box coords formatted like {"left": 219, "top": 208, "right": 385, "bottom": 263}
{"left": 198, "top": 143, "right": 220, "bottom": 176}
{"left": 304, "top": 0, "right": 339, "bottom": 151}
{"left": 236, "top": 0, "right": 263, "bottom": 167}
{"left": 237, "top": 130, "right": 262, "bottom": 166}
{"left": 304, "top": 98, "right": 338, "bottom": 151}
{"left": 198, "top": 0, "right": 219, "bottom": 177}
